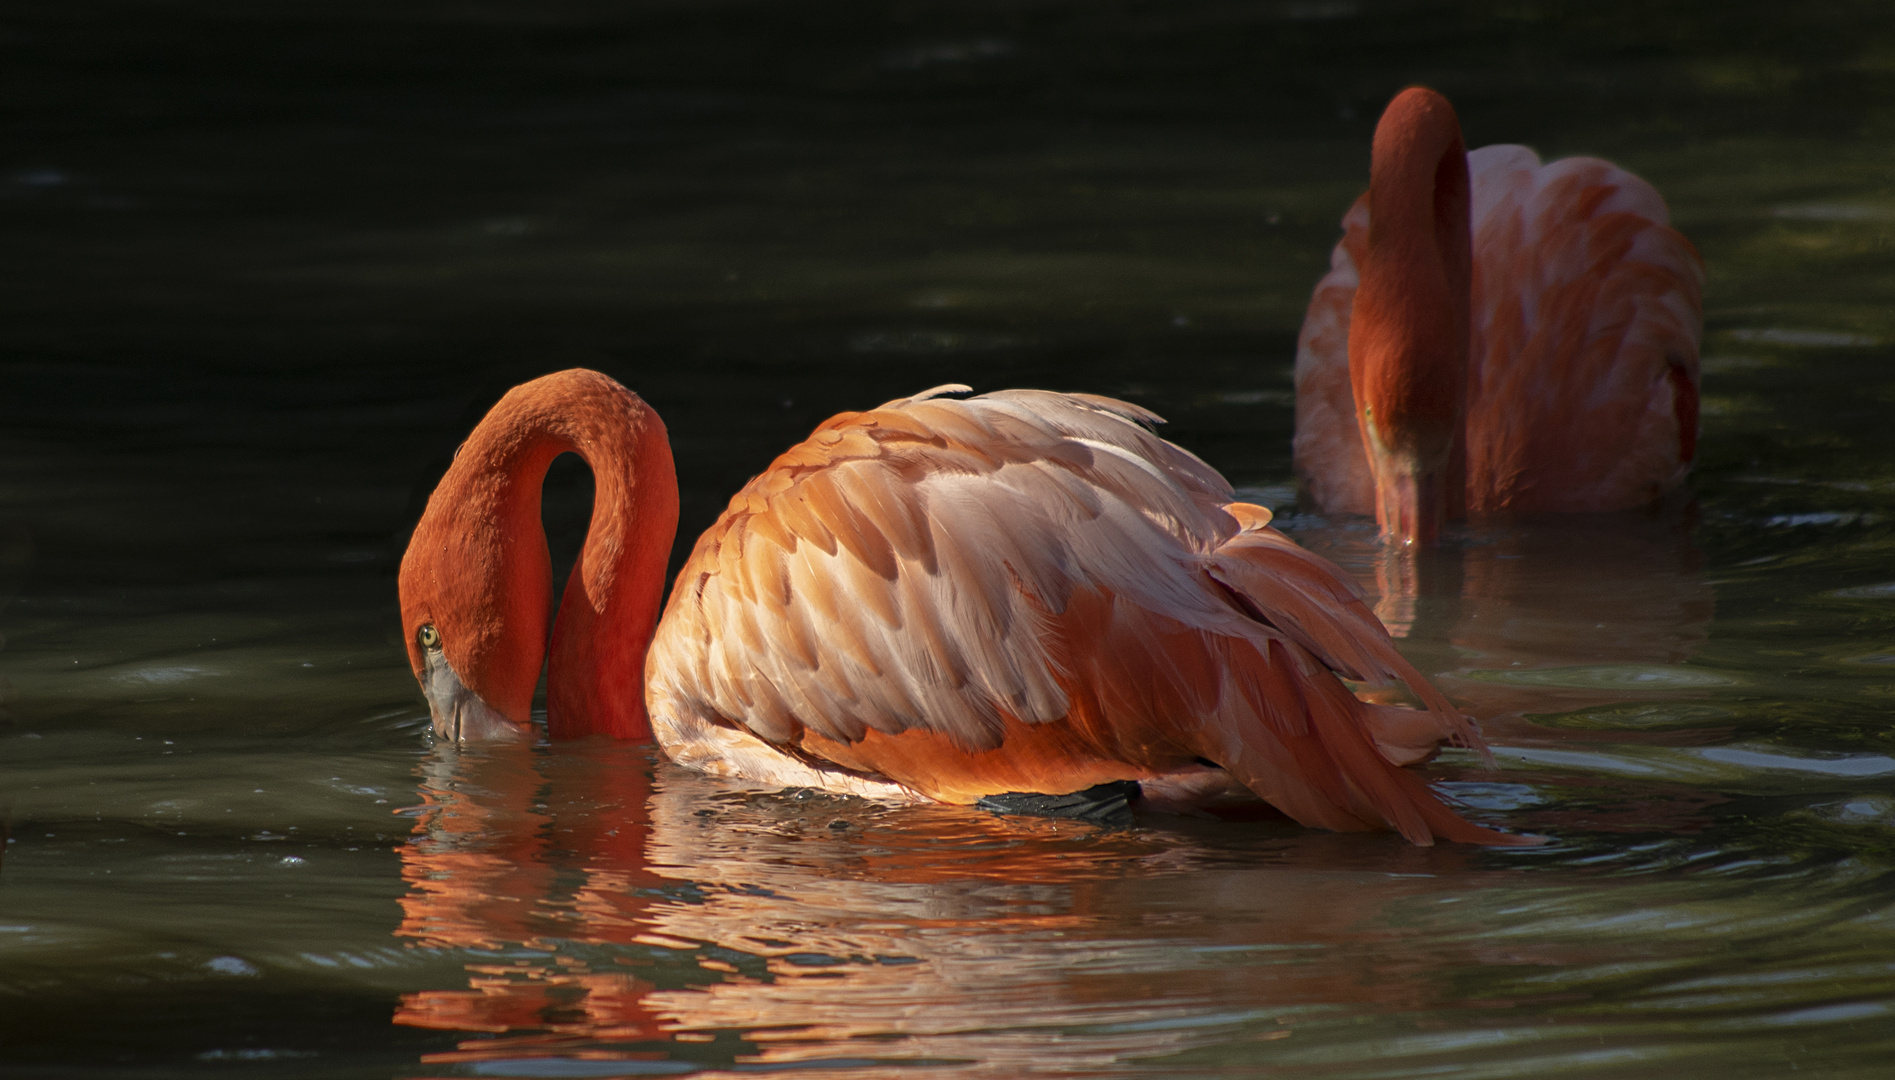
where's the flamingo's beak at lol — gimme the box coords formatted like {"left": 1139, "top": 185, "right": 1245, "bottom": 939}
{"left": 1370, "top": 463, "right": 1441, "bottom": 547}
{"left": 1359, "top": 407, "right": 1446, "bottom": 547}
{"left": 417, "top": 649, "right": 530, "bottom": 743}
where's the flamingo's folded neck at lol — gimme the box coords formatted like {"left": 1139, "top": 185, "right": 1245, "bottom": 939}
{"left": 1349, "top": 87, "right": 1473, "bottom": 546}
{"left": 399, "top": 370, "right": 679, "bottom": 741}
{"left": 536, "top": 381, "right": 678, "bottom": 741}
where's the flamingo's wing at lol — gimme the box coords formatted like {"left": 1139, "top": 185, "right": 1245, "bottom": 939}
{"left": 1464, "top": 145, "right": 1704, "bottom": 511}
{"left": 647, "top": 389, "right": 1239, "bottom": 756}
{"left": 646, "top": 390, "right": 1518, "bottom": 845}
{"left": 1292, "top": 193, "right": 1376, "bottom": 515}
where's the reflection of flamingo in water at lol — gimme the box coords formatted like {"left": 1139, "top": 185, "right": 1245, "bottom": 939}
{"left": 1294, "top": 87, "right": 1703, "bottom": 546}
{"left": 1286, "top": 512, "right": 1716, "bottom": 734}
{"left": 399, "top": 369, "right": 1528, "bottom": 844}
{"left": 1277, "top": 512, "right": 1727, "bottom": 842}
{"left": 394, "top": 745, "right": 665, "bottom": 1041}
{"left": 393, "top": 745, "right": 1573, "bottom": 1075}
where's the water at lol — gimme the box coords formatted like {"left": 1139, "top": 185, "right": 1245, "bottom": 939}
{"left": 3, "top": 1, "right": 1894, "bottom": 1076}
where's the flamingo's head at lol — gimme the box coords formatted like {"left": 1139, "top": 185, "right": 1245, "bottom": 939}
{"left": 398, "top": 430, "right": 554, "bottom": 743}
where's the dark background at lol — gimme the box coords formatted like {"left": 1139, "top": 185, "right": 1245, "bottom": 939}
{"left": 3, "top": 0, "right": 1887, "bottom": 604}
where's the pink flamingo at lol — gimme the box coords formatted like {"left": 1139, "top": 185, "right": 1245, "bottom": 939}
{"left": 398, "top": 369, "right": 1526, "bottom": 845}
{"left": 1294, "top": 87, "right": 1704, "bottom": 545}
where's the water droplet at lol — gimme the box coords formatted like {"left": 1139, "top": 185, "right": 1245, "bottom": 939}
{"left": 204, "top": 956, "right": 259, "bottom": 977}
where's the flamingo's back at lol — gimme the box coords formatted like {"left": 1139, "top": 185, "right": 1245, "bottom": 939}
{"left": 1294, "top": 146, "right": 1703, "bottom": 514}
{"left": 646, "top": 387, "right": 1516, "bottom": 845}
{"left": 1464, "top": 146, "right": 1702, "bottom": 511}
{"left": 1293, "top": 195, "right": 1375, "bottom": 514}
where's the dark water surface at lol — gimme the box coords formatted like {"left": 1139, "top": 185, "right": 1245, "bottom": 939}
{"left": 5, "top": 1, "right": 1895, "bottom": 1076}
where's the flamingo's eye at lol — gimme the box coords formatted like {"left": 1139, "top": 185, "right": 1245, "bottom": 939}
{"left": 418, "top": 624, "right": 441, "bottom": 651}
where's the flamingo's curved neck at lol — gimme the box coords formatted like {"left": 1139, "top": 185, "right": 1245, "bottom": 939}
{"left": 1349, "top": 87, "right": 1472, "bottom": 546}
{"left": 412, "top": 371, "right": 679, "bottom": 739}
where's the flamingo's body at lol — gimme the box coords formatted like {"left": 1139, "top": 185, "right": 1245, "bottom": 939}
{"left": 401, "top": 369, "right": 1524, "bottom": 845}
{"left": 1295, "top": 89, "right": 1703, "bottom": 542}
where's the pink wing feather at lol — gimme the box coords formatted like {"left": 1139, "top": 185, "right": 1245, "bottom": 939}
{"left": 1463, "top": 145, "right": 1703, "bottom": 511}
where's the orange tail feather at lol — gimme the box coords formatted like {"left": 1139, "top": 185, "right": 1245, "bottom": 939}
{"left": 1202, "top": 516, "right": 1531, "bottom": 846}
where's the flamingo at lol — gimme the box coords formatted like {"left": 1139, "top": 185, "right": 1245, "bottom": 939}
{"left": 1294, "top": 87, "right": 1704, "bottom": 545}
{"left": 398, "top": 367, "right": 1527, "bottom": 845}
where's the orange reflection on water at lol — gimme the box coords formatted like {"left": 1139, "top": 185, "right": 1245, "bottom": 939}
{"left": 391, "top": 743, "right": 1608, "bottom": 1076}
{"left": 394, "top": 745, "right": 667, "bottom": 1047}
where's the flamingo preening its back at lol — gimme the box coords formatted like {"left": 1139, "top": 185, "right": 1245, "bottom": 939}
{"left": 1295, "top": 87, "right": 1704, "bottom": 545}
{"left": 399, "top": 369, "right": 1526, "bottom": 845}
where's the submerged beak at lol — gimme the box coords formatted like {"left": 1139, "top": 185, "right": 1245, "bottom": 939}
{"left": 418, "top": 650, "right": 530, "bottom": 743}
{"left": 1373, "top": 465, "right": 1442, "bottom": 547}
{"left": 1360, "top": 408, "right": 1446, "bottom": 547}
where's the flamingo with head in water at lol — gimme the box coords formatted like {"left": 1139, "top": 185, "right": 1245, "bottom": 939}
{"left": 398, "top": 369, "right": 1527, "bottom": 845}
{"left": 1295, "top": 87, "right": 1704, "bottom": 545}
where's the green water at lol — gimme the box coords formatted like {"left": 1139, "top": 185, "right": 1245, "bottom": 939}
{"left": 4, "top": 1, "right": 1895, "bottom": 1076}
